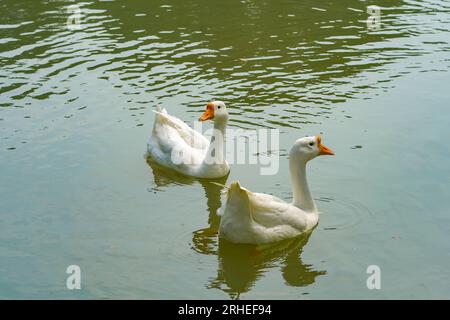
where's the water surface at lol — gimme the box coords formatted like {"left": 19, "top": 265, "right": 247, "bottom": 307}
{"left": 1, "top": 0, "right": 450, "bottom": 299}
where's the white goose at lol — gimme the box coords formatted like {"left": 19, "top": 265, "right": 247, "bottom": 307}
{"left": 218, "top": 136, "right": 334, "bottom": 244}
{"left": 147, "top": 101, "right": 230, "bottom": 178}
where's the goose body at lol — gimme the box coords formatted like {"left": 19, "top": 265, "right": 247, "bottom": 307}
{"left": 218, "top": 136, "right": 334, "bottom": 244}
{"left": 147, "top": 101, "right": 230, "bottom": 178}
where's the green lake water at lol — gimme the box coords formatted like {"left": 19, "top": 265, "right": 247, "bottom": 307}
{"left": 1, "top": 0, "right": 449, "bottom": 299}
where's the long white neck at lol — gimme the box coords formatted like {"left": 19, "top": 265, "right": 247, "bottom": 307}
{"left": 289, "top": 157, "right": 317, "bottom": 212}
{"left": 204, "top": 119, "right": 227, "bottom": 165}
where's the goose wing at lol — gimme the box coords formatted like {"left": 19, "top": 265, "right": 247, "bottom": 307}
{"left": 152, "top": 107, "right": 209, "bottom": 150}
{"left": 248, "top": 192, "right": 307, "bottom": 231}
{"left": 220, "top": 182, "right": 307, "bottom": 231}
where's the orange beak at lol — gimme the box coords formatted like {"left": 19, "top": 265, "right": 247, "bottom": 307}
{"left": 199, "top": 102, "right": 215, "bottom": 121}
{"left": 316, "top": 135, "right": 335, "bottom": 156}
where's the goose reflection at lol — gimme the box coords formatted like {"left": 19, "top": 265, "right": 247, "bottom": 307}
{"left": 147, "top": 156, "right": 227, "bottom": 236}
{"left": 208, "top": 233, "right": 326, "bottom": 298}
{"left": 192, "top": 211, "right": 326, "bottom": 298}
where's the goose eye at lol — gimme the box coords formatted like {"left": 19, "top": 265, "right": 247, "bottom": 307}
{"left": 309, "top": 142, "right": 314, "bottom": 146}
{"left": 218, "top": 106, "right": 221, "bottom": 109}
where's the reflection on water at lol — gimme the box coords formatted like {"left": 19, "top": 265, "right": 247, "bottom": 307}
{"left": 207, "top": 235, "right": 325, "bottom": 299}
{"left": 147, "top": 156, "right": 226, "bottom": 250}
{"left": 147, "top": 155, "right": 227, "bottom": 229}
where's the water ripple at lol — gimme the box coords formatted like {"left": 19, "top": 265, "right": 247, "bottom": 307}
{"left": 1, "top": 0, "right": 449, "bottom": 149}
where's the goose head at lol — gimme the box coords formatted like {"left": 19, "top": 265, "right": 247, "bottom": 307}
{"left": 199, "top": 101, "right": 229, "bottom": 124}
{"left": 290, "top": 135, "right": 334, "bottom": 162}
